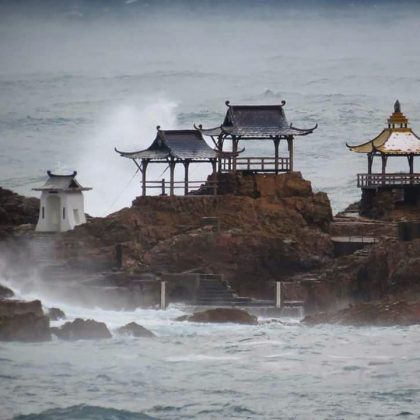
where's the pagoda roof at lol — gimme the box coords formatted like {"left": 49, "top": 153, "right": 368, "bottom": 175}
{"left": 196, "top": 101, "right": 317, "bottom": 138}
{"left": 33, "top": 171, "right": 91, "bottom": 192}
{"left": 347, "top": 101, "right": 420, "bottom": 155}
{"left": 115, "top": 128, "right": 217, "bottom": 161}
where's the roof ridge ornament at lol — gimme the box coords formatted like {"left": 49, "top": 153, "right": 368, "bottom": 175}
{"left": 156, "top": 125, "right": 161, "bottom": 131}
{"left": 394, "top": 100, "right": 401, "bottom": 113}
{"left": 225, "top": 100, "right": 231, "bottom": 107}
{"left": 281, "top": 100, "right": 286, "bottom": 107}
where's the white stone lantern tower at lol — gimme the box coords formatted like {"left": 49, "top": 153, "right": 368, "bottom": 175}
{"left": 33, "top": 171, "right": 91, "bottom": 232}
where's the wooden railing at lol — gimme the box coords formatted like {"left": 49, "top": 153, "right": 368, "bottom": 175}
{"left": 144, "top": 179, "right": 218, "bottom": 196}
{"left": 220, "top": 156, "right": 290, "bottom": 173}
{"left": 358, "top": 173, "right": 420, "bottom": 188}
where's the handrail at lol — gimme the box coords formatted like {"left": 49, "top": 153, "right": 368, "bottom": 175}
{"left": 357, "top": 173, "right": 420, "bottom": 188}
{"left": 220, "top": 156, "right": 290, "bottom": 173}
{"left": 143, "top": 179, "right": 219, "bottom": 196}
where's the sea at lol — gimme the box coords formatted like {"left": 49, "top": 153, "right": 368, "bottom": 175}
{"left": 1, "top": 1, "right": 420, "bottom": 418}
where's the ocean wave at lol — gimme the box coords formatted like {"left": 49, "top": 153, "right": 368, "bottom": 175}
{"left": 13, "top": 404, "right": 157, "bottom": 420}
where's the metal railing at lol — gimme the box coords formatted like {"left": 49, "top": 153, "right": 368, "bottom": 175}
{"left": 357, "top": 173, "right": 420, "bottom": 188}
{"left": 220, "top": 156, "right": 290, "bottom": 173}
{"left": 144, "top": 179, "right": 218, "bottom": 196}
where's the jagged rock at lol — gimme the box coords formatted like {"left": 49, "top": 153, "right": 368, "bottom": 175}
{"left": 0, "top": 299, "right": 50, "bottom": 342}
{"left": 302, "top": 301, "right": 420, "bottom": 327}
{"left": 0, "top": 283, "right": 14, "bottom": 299}
{"left": 0, "top": 187, "right": 39, "bottom": 226}
{"left": 47, "top": 307, "right": 66, "bottom": 321}
{"left": 0, "top": 299, "right": 44, "bottom": 317}
{"left": 116, "top": 322, "right": 155, "bottom": 338}
{"left": 176, "top": 308, "right": 258, "bottom": 325}
{"left": 51, "top": 318, "right": 112, "bottom": 340}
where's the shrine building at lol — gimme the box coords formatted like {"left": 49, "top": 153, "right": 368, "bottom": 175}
{"left": 347, "top": 100, "right": 420, "bottom": 215}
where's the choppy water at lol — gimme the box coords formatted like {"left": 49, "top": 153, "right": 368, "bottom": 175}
{"left": 1, "top": 300, "right": 420, "bottom": 420}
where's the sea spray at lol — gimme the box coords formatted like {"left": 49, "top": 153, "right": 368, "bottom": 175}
{"left": 76, "top": 99, "right": 178, "bottom": 216}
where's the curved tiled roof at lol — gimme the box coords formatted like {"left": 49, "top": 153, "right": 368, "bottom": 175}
{"left": 115, "top": 128, "right": 217, "bottom": 161}
{"left": 347, "top": 101, "right": 420, "bottom": 155}
{"left": 197, "top": 101, "right": 317, "bottom": 138}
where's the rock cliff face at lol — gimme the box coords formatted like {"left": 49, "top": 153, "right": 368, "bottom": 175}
{"left": 61, "top": 172, "right": 333, "bottom": 298}
{"left": 0, "top": 300, "right": 51, "bottom": 342}
{"left": 303, "top": 301, "right": 420, "bottom": 327}
{"left": 0, "top": 188, "right": 39, "bottom": 227}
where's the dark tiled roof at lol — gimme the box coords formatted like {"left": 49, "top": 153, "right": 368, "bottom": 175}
{"left": 33, "top": 171, "right": 91, "bottom": 191}
{"left": 198, "top": 102, "right": 317, "bottom": 138}
{"left": 116, "top": 129, "right": 217, "bottom": 161}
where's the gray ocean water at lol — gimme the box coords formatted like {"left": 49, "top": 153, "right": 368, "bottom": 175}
{"left": 1, "top": 1, "right": 420, "bottom": 419}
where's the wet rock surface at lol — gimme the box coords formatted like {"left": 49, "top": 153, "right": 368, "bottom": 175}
{"left": 0, "top": 299, "right": 51, "bottom": 342}
{"left": 60, "top": 172, "right": 334, "bottom": 300}
{"left": 0, "top": 187, "right": 39, "bottom": 227}
{"left": 176, "top": 308, "right": 258, "bottom": 325}
{"left": 303, "top": 301, "right": 420, "bottom": 327}
{"left": 51, "top": 318, "right": 112, "bottom": 340}
{"left": 116, "top": 322, "right": 155, "bottom": 338}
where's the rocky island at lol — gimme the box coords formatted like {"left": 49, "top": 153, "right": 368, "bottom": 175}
{"left": 1, "top": 167, "right": 420, "bottom": 339}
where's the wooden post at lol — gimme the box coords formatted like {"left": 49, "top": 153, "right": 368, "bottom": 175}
{"left": 368, "top": 154, "right": 373, "bottom": 175}
{"left": 141, "top": 159, "right": 149, "bottom": 196}
{"left": 160, "top": 281, "right": 166, "bottom": 309}
{"left": 161, "top": 178, "right": 165, "bottom": 195}
{"left": 169, "top": 159, "right": 176, "bottom": 196}
{"left": 217, "top": 135, "right": 224, "bottom": 173}
{"left": 273, "top": 137, "right": 280, "bottom": 174}
{"left": 276, "top": 281, "right": 282, "bottom": 309}
{"left": 287, "top": 136, "right": 294, "bottom": 172}
{"left": 232, "top": 136, "right": 238, "bottom": 172}
{"left": 381, "top": 155, "right": 387, "bottom": 175}
{"left": 183, "top": 160, "right": 190, "bottom": 195}
{"left": 408, "top": 155, "right": 414, "bottom": 175}
{"left": 211, "top": 159, "right": 217, "bottom": 195}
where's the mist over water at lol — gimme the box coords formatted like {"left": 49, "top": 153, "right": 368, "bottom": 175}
{"left": 1, "top": 1, "right": 420, "bottom": 418}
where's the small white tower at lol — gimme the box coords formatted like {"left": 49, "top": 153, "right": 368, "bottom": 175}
{"left": 33, "top": 171, "right": 91, "bottom": 232}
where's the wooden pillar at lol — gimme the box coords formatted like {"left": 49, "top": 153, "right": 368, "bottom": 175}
{"left": 273, "top": 137, "right": 280, "bottom": 174}
{"left": 217, "top": 135, "right": 224, "bottom": 173}
{"left": 211, "top": 159, "right": 217, "bottom": 195}
{"left": 287, "top": 136, "right": 294, "bottom": 172}
{"left": 368, "top": 154, "right": 373, "bottom": 175}
{"left": 141, "top": 159, "right": 149, "bottom": 196}
{"left": 408, "top": 155, "right": 414, "bottom": 174}
{"left": 381, "top": 155, "right": 388, "bottom": 175}
{"left": 169, "top": 158, "right": 176, "bottom": 196}
{"left": 232, "top": 136, "right": 239, "bottom": 172}
{"left": 183, "top": 160, "right": 190, "bottom": 195}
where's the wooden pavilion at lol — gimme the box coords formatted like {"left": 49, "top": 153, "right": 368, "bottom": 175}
{"left": 115, "top": 127, "right": 218, "bottom": 196}
{"left": 196, "top": 101, "right": 317, "bottom": 174}
{"left": 347, "top": 100, "right": 420, "bottom": 211}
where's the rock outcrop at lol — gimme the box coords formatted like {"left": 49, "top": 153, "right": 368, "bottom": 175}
{"left": 303, "top": 301, "right": 420, "bottom": 327}
{"left": 0, "top": 283, "right": 14, "bottom": 299}
{"left": 46, "top": 307, "right": 66, "bottom": 321}
{"left": 0, "top": 299, "right": 51, "bottom": 342}
{"left": 116, "top": 322, "right": 155, "bottom": 338}
{"left": 60, "top": 172, "right": 333, "bottom": 300}
{"left": 0, "top": 187, "right": 39, "bottom": 226}
{"left": 51, "top": 318, "right": 112, "bottom": 340}
{"left": 176, "top": 308, "right": 258, "bottom": 325}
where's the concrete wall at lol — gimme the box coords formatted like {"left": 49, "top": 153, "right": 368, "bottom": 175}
{"left": 36, "top": 191, "right": 87, "bottom": 232}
